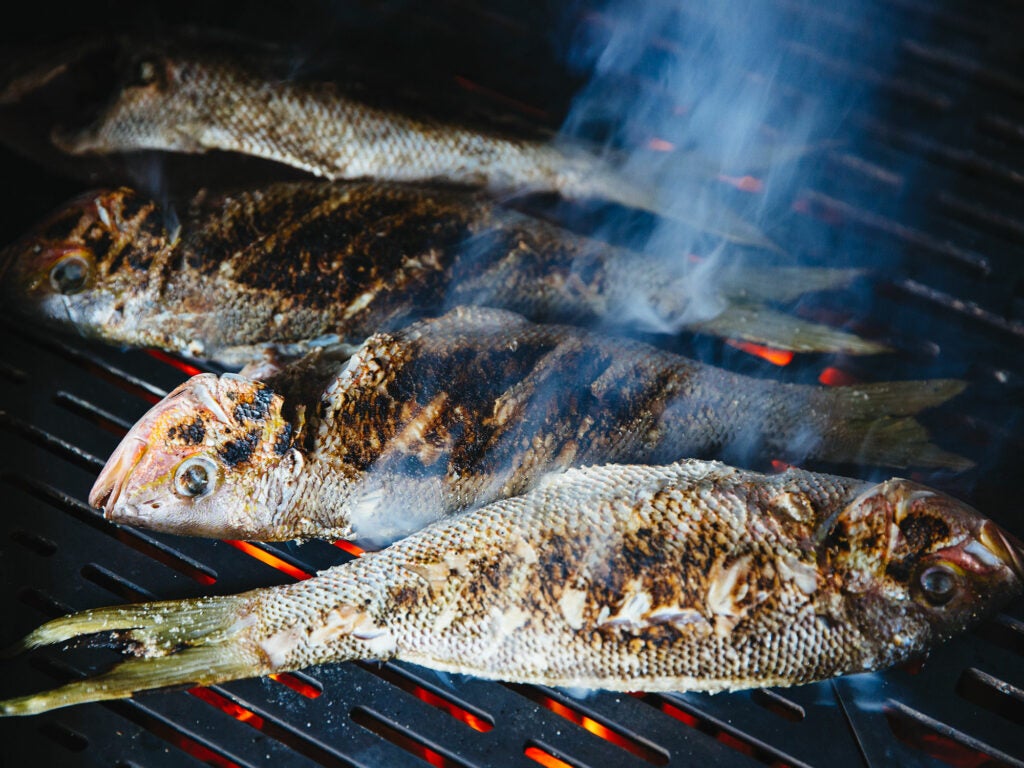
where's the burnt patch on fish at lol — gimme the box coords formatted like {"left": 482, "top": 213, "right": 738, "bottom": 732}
{"left": 900, "top": 515, "right": 951, "bottom": 555}
{"left": 233, "top": 387, "right": 274, "bottom": 424}
{"left": 168, "top": 418, "right": 206, "bottom": 446}
{"left": 218, "top": 429, "right": 260, "bottom": 467}
{"left": 273, "top": 424, "right": 293, "bottom": 455}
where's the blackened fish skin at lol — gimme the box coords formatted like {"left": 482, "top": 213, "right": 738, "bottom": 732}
{"left": 88, "top": 308, "right": 967, "bottom": 545}
{"left": 0, "top": 182, "right": 885, "bottom": 366}
{"left": 4, "top": 460, "right": 1022, "bottom": 715}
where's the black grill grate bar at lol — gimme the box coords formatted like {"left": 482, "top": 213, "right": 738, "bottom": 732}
{"left": 891, "top": 279, "right": 1024, "bottom": 340}
{"left": 887, "top": 700, "right": 1024, "bottom": 768}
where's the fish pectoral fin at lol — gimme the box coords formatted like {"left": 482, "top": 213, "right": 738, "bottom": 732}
{"left": 0, "top": 595, "right": 265, "bottom": 716}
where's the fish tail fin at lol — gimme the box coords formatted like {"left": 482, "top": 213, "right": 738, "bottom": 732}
{"left": 695, "top": 304, "right": 891, "bottom": 355}
{"left": 558, "top": 154, "right": 782, "bottom": 252}
{"left": 815, "top": 380, "right": 972, "bottom": 469}
{"left": 717, "top": 266, "right": 867, "bottom": 303}
{"left": 0, "top": 595, "right": 266, "bottom": 716}
{"left": 0, "top": 645, "right": 256, "bottom": 717}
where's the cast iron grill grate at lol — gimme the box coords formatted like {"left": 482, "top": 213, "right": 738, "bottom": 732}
{"left": 1, "top": 0, "right": 1023, "bottom": 766}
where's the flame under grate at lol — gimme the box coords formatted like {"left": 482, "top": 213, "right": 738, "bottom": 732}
{"left": 2, "top": 0, "right": 1024, "bottom": 766}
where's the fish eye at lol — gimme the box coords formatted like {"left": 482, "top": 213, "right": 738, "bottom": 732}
{"left": 49, "top": 252, "right": 92, "bottom": 295}
{"left": 174, "top": 456, "right": 218, "bottom": 499}
{"left": 919, "top": 564, "right": 960, "bottom": 606}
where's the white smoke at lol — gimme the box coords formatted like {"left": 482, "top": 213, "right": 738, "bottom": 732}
{"left": 554, "top": 0, "right": 878, "bottom": 332}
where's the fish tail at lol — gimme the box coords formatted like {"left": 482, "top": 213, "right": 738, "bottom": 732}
{"left": 815, "top": 380, "right": 972, "bottom": 469}
{"left": 0, "top": 645, "right": 257, "bottom": 717}
{"left": 0, "top": 595, "right": 265, "bottom": 716}
{"left": 552, "top": 152, "right": 782, "bottom": 252}
{"left": 716, "top": 266, "right": 867, "bottom": 303}
{"left": 693, "top": 303, "right": 891, "bottom": 355}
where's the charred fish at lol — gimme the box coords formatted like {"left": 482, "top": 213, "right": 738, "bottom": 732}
{"left": 3, "top": 459, "right": 1021, "bottom": 715}
{"left": 0, "top": 182, "right": 886, "bottom": 367}
{"left": 88, "top": 307, "right": 967, "bottom": 545}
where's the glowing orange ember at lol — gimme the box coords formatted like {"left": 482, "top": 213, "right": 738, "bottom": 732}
{"left": 771, "top": 459, "right": 794, "bottom": 473}
{"left": 534, "top": 695, "right": 663, "bottom": 763}
{"left": 647, "top": 137, "right": 676, "bottom": 152}
{"left": 333, "top": 539, "right": 365, "bottom": 557}
{"left": 189, "top": 687, "right": 266, "bottom": 731}
{"left": 146, "top": 349, "right": 204, "bottom": 377}
{"left": 412, "top": 686, "right": 493, "bottom": 732}
{"left": 269, "top": 673, "right": 321, "bottom": 699}
{"left": 224, "top": 540, "right": 311, "bottom": 580}
{"left": 726, "top": 340, "right": 794, "bottom": 367}
{"left": 525, "top": 746, "right": 574, "bottom": 768}
{"left": 717, "top": 174, "right": 764, "bottom": 193}
{"left": 651, "top": 697, "right": 699, "bottom": 727}
{"left": 818, "top": 367, "right": 859, "bottom": 386}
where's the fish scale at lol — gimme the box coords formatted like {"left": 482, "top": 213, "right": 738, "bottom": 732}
{"left": 2, "top": 458, "right": 1020, "bottom": 716}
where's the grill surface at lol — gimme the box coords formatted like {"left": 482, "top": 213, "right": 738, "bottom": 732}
{"left": 1, "top": 1, "right": 1023, "bottom": 767}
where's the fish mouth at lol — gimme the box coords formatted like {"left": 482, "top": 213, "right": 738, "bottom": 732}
{"left": 978, "top": 521, "right": 1024, "bottom": 583}
{"left": 89, "top": 436, "right": 148, "bottom": 516}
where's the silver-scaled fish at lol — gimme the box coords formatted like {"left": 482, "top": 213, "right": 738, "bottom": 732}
{"left": 0, "top": 182, "right": 887, "bottom": 368}
{"left": 87, "top": 307, "right": 968, "bottom": 546}
{"left": 3, "top": 459, "right": 1021, "bottom": 716}
{"left": 44, "top": 46, "right": 778, "bottom": 250}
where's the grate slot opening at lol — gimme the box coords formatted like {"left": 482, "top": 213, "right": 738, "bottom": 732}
{"left": 145, "top": 349, "right": 207, "bottom": 377}
{"left": 956, "top": 668, "right": 1024, "bottom": 727}
{"left": 9, "top": 528, "right": 57, "bottom": 557}
{"left": 350, "top": 705, "right": 471, "bottom": 768}
{"left": 524, "top": 741, "right": 587, "bottom": 768}
{"left": 38, "top": 720, "right": 89, "bottom": 753}
{"left": 639, "top": 693, "right": 796, "bottom": 767}
{"left": 750, "top": 689, "right": 806, "bottom": 723}
{"left": 2, "top": 473, "right": 218, "bottom": 585}
{"left": 885, "top": 705, "right": 1023, "bottom": 768}
{"left": 107, "top": 699, "right": 247, "bottom": 768}
{"left": 356, "top": 661, "right": 494, "bottom": 732}
{"left": 268, "top": 671, "right": 323, "bottom": 699}
{"left": 507, "top": 685, "right": 667, "bottom": 765}
{"left": 332, "top": 539, "right": 366, "bottom": 559}
{"left": 0, "top": 412, "right": 106, "bottom": 471}
{"left": 188, "top": 686, "right": 353, "bottom": 768}
{"left": 80, "top": 563, "right": 154, "bottom": 603}
{"left": 223, "top": 540, "right": 312, "bottom": 580}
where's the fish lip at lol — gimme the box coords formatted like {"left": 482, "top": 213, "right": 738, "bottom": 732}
{"left": 978, "top": 521, "right": 1024, "bottom": 583}
{"left": 90, "top": 436, "right": 148, "bottom": 513}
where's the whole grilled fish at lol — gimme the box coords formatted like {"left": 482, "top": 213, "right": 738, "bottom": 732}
{"left": 0, "top": 182, "right": 886, "bottom": 367}
{"left": 48, "top": 49, "right": 777, "bottom": 250}
{"left": 3, "top": 459, "right": 1021, "bottom": 716}
{"left": 88, "top": 307, "right": 967, "bottom": 545}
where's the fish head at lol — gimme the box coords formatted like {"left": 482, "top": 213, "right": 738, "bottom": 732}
{"left": 89, "top": 373, "right": 304, "bottom": 540}
{"left": 55, "top": 53, "right": 214, "bottom": 155}
{"left": 0, "top": 187, "right": 170, "bottom": 342}
{"left": 824, "top": 479, "right": 1023, "bottom": 644}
